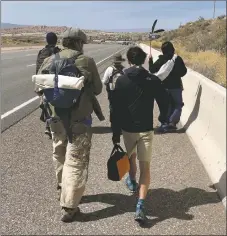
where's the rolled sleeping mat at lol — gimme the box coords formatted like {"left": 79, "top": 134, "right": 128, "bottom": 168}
{"left": 32, "top": 74, "right": 85, "bottom": 90}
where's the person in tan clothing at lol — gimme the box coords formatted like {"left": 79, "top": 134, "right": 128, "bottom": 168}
{"left": 38, "top": 28, "right": 103, "bottom": 222}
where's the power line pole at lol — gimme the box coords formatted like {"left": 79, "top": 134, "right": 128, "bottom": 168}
{"left": 213, "top": 0, "right": 216, "bottom": 19}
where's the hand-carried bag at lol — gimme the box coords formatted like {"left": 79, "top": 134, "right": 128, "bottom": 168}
{"left": 107, "top": 144, "right": 130, "bottom": 181}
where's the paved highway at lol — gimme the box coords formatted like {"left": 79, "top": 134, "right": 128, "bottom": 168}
{"left": 1, "top": 50, "right": 226, "bottom": 234}
{"left": 1, "top": 44, "right": 125, "bottom": 115}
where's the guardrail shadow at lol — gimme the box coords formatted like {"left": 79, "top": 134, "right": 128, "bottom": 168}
{"left": 75, "top": 186, "right": 220, "bottom": 227}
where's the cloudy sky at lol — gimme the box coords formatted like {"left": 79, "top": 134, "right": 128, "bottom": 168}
{"left": 1, "top": 1, "right": 226, "bottom": 30}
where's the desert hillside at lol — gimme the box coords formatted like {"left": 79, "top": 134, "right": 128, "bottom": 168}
{"left": 145, "top": 15, "right": 226, "bottom": 87}
{"left": 1, "top": 24, "right": 147, "bottom": 46}
{"left": 1, "top": 25, "right": 102, "bottom": 35}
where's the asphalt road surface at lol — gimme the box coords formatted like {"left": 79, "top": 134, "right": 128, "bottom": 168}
{"left": 1, "top": 48, "right": 226, "bottom": 235}
{"left": 1, "top": 44, "right": 125, "bottom": 115}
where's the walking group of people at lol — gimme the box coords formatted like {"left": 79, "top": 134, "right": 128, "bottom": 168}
{"left": 34, "top": 28, "right": 187, "bottom": 224}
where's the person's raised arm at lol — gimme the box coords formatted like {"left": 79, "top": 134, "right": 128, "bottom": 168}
{"left": 149, "top": 55, "right": 164, "bottom": 73}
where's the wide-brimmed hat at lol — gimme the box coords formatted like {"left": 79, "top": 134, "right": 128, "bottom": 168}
{"left": 113, "top": 53, "right": 125, "bottom": 63}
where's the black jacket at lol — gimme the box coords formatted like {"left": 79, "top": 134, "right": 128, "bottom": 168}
{"left": 149, "top": 55, "right": 187, "bottom": 89}
{"left": 36, "top": 45, "right": 61, "bottom": 74}
{"left": 111, "top": 66, "right": 169, "bottom": 139}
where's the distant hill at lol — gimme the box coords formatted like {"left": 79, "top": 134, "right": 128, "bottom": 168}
{"left": 108, "top": 28, "right": 151, "bottom": 33}
{"left": 1, "top": 22, "right": 27, "bottom": 29}
{"left": 108, "top": 27, "right": 173, "bottom": 33}
{"left": 1, "top": 22, "right": 168, "bottom": 33}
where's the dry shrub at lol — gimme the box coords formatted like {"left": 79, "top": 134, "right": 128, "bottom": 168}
{"left": 181, "top": 50, "right": 226, "bottom": 87}
{"left": 151, "top": 41, "right": 162, "bottom": 49}
{"left": 2, "top": 36, "right": 44, "bottom": 46}
{"left": 184, "top": 19, "right": 226, "bottom": 54}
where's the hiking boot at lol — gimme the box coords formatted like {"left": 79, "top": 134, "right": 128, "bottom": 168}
{"left": 155, "top": 124, "right": 169, "bottom": 133}
{"left": 167, "top": 123, "right": 177, "bottom": 131}
{"left": 61, "top": 207, "right": 80, "bottom": 223}
{"left": 125, "top": 175, "right": 137, "bottom": 193}
{"left": 45, "top": 128, "right": 52, "bottom": 139}
{"left": 135, "top": 205, "right": 147, "bottom": 224}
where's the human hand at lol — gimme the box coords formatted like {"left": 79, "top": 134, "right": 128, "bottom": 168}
{"left": 148, "top": 54, "right": 153, "bottom": 61}
{"left": 112, "top": 134, "right": 120, "bottom": 145}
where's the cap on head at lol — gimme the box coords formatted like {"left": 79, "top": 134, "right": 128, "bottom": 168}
{"left": 113, "top": 53, "right": 125, "bottom": 63}
{"left": 46, "top": 32, "right": 57, "bottom": 45}
{"left": 62, "top": 27, "right": 88, "bottom": 44}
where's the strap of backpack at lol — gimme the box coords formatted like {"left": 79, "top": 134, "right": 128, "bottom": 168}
{"left": 52, "top": 52, "right": 83, "bottom": 92}
{"left": 109, "top": 66, "right": 122, "bottom": 84}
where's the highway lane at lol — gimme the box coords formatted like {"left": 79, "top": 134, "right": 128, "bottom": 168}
{"left": 1, "top": 59, "right": 226, "bottom": 235}
{"left": 1, "top": 44, "right": 125, "bottom": 115}
{"left": 1, "top": 48, "right": 226, "bottom": 234}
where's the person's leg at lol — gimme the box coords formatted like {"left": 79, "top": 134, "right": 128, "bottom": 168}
{"left": 135, "top": 131, "right": 153, "bottom": 223}
{"left": 167, "top": 89, "right": 175, "bottom": 123}
{"left": 52, "top": 138, "right": 67, "bottom": 199}
{"left": 50, "top": 118, "right": 67, "bottom": 199}
{"left": 60, "top": 123, "right": 92, "bottom": 222}
{"left": 156, "top": 89, "right": 173, "bottom": 133}
{"left": 138, "top": 161, "right": 150, "bottom": 200}
{"left": 168, "top": 89, "right": 184, "bottom": 129}
{"left": 122, "top": 131, "right": 138, "bottom": 192}
{"left": 125, "top": 152, "right": 138, "bottom": 193}
{"left": 129, "top": 152, "right": 137, "bottom": 180}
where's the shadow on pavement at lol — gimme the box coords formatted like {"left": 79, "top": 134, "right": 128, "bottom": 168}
{"left": 178, "top": 84, "right": 202, "bottom": 133}
{"left": 91, "top": 126, "right": 112, "bottom": 134}
{"left": 75, "top": 187, "right": 220, "bottom": 227}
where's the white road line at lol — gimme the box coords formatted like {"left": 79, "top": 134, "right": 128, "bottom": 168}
{"left": 96, "top": 47, "right": 127, "bottom": 65}
{"left": 27, "top": 64, "right": 36, "bottom": 67}
{"left": 1, "top": 46, "right": 127, "bottom": 120}
{"left": 1, "top": 96, "right": 39, "bottom": 119}
{"left": 26, "top": 53, "right": 37, "bottom": 56}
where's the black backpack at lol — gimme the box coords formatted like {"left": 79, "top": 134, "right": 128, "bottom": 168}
{"left": 43, "top": 52, "right": 83, "bottom": 108}
{"left": 41, "top": 52, "right": 84, "bottom": 143}
{"left": 36, "top": 46, "right": 61, "bottom": 74}
{"left": 106, "top": 65, "right": 124, "bottom": 99}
